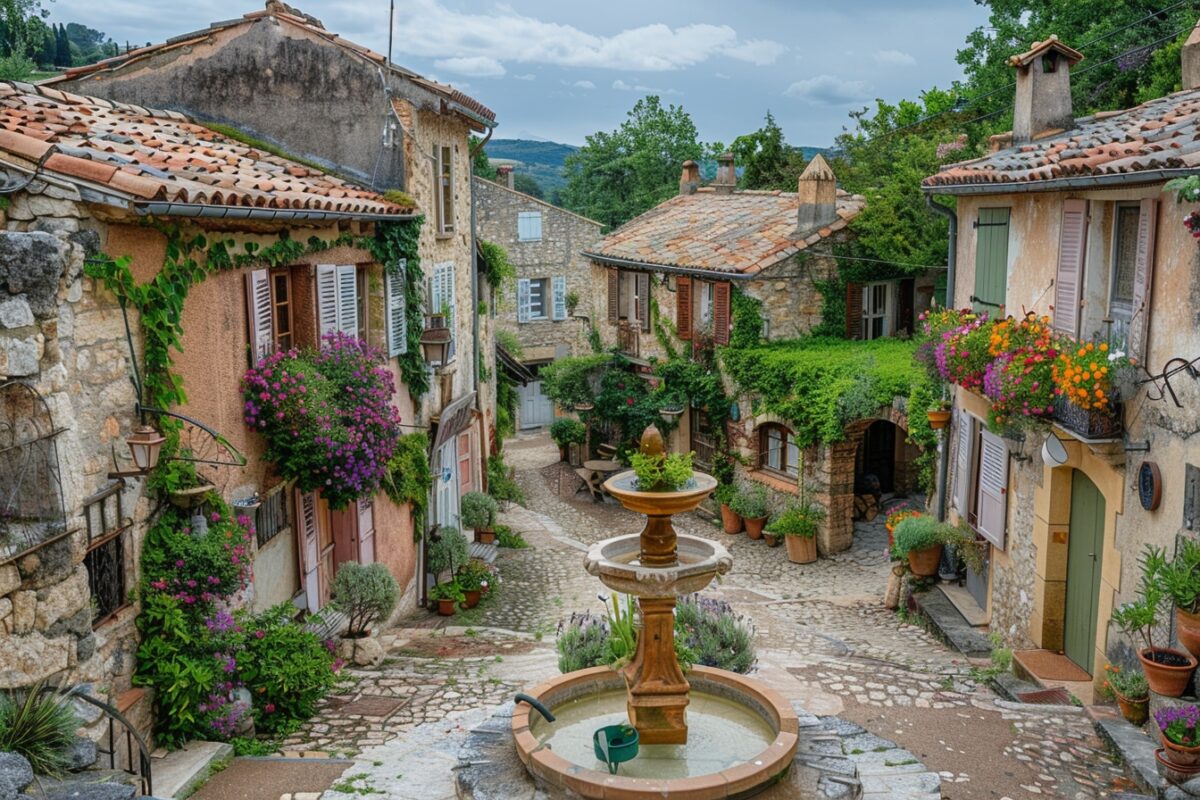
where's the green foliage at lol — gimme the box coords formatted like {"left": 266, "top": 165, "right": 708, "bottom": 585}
{"left": 765, "top": 502, "right": 824, "bottom": 538}
{"left": 380, "top": 433, "right": 432, "bottom": 540}
{"left": 495, "top": 525, "right": 528, "bottom": 549}
{"left": 713, "top": 484, "right": 737, "bottom": 507}
{"left": 133, "top": 591, "right": 218, "bottom": 747}
{"left": 1161, "top": 537, "right": 1200, "bottom": 614}
{"left": 428, "top": 580, "right": 465, "bottom": 603}
{"left": 539, "top": 353, "right": 610, "bottom": 409}
{"left": 549, "top": 418, "right": 587, "bottom": 448}
{"left": 478, "top": 240, "right": 516, "bottom": 291}
{"left": 456, "top": 560, "right": 494, "bottom": 592}
{"left": 330, "top": 563, "right": 399, "bottom": 637}
{"left": 729, "top": 483, "right": 769, "bottom": 520}
{"left": 487, "top": 452, "right": 526, "bottom": 505}
{"left": 382, "top": 189, "right": 416, "bottom": 207}
{"left": 0, "top": 683, "right": 80, "bottom": 775}
{"left": 730, "top": 111, "right": 809, "bottom": 191}
{"left": 943, "top": 523, "right": 986, "bottom": 575}
{"left": 890, "top": 516, "right": 953, "bottom": 559}
{"left": 239, "top": 604, "right": 338, "bottom": 735}
{"left": 470, "top": 135, "right": 496, "bottom": 181}
{"left": 495, "top": 329, "right": 524, "bottom": 359}
{"left": 460, "top": 491, "right": 498, "bottom": 530}
{"left": 729, "top": 289, "right": 764, "bottom": 350}
{"left": 140, "top": 505, "right": 250, "bottom": 599}
{"left": 629, "top": 450, "right": 693, "bottom": 491}
{"left": 496, "top": 366, "right": 519, "bottom": 442}
{"left": 555, "top": 613, "right": 612, "bottom": 673}
{"left": 0, "top": 51, "right": 35, "bottom": 79}
{"left": 512, "top": 172, "right": 544, "bottom": 199}
{"left": 428, "top": 527, "right": 469, "bottom": 578}
{"left": 1104, "top": 663, "right": 1148, "bottom": 701}
{"left": 836, "top": 369, "right": 883, "bottom": 426}
{"left": 905, "top": 381, "right": 941, "bottom": 495}
{"left": 231, "top": 736, "right": 277, "bottom": 757}
{"left": 675, "top": 595, "right": 757, "bottom": 674}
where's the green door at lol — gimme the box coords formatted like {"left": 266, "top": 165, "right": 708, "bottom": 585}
{"left": 1064, "top": 471, "right": 1105, "bottom": 674}
{"left": 973, "top": 208, "right": 1010, "bottom": 314}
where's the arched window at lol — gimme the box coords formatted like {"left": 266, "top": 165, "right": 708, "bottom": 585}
{"left": 759, "top": 423, "right": 799, "bottom": 477}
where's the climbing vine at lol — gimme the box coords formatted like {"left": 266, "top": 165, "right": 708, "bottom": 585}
{"left": 729, "top": 289, "right": 763, "bottom": 350}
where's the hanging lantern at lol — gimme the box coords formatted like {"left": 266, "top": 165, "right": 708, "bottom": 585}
{"left": 420, "top": 316, "right": 452, "bottom": 367}
{"left": 126, "top": 424, "right": 165, "bottom": 473}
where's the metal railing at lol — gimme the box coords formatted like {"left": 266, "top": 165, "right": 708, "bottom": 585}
{"left": 44, "top": 686, "right": 153, "bottom": 796}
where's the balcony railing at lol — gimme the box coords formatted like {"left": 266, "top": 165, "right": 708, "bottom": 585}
{"left": 617, "top": 322, "right": 639, "bottom": 358}
{"left": 1053, "top": 397, "right": 1123, "bottom": 441}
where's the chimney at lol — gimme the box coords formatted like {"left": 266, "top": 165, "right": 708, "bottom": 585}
{"left": 1183, "top": 23, "right": 1200, "bottom": 89}
{"left": 679, "top": 160, "right": 701, "bottom": 195}
{"left": 713, "top": 152, "right": 736, "bottom": 195}
{"left": 496, "top": 165, "right": 514, "bottom": 190}
{"left": 1009, "top": 35, "right": 1083, "bottom": 143}
{"left": 795, "top": 154, "right": 837, "bottom": 236}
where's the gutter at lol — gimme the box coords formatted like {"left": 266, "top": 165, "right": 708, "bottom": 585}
{"left": 925, "top": 195, "right": 957, "bottom": 525}
{"left": 135, "top": 202, "right": 417, "bottom": 223}
{"left": 584, "top": 251, "right": 755, "bottom": 282}
{"left": 450, "top": 101, "right": 498, "bottom": 134}
{"left": 922, "top": 167, "right": 1200, "bottom": 196}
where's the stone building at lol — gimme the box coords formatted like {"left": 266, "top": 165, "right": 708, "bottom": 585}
{"left": 924, "top": 31, "right": 1200, "bottom": 687}
{"left": 473, "top": 174, "right": 603, "bottom": 429}
{"left": 50, "top": 0, "right": 499, "bottom": 557}
{"left": 585, "top": 155, "right": 937, "bottom": 553}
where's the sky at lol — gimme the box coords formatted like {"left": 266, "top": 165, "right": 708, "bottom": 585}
{"left": 49, "top": 0, "right": 992, "bottom": 147}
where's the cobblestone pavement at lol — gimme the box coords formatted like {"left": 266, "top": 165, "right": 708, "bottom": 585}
{"left": 286, "top": 432, "right": 1135, "bottom": 799}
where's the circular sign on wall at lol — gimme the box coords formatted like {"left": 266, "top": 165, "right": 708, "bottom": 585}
{"left": 1138, "top": 461, "right": 1162, "bottom": 511}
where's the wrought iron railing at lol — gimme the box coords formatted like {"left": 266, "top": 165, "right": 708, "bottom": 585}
{"left": 617, "top": 322, "right": 639, "bottom": 358}
{"left": 1053, "top": 398, "right": 1123, "bottom": 440}
{"left": 82, "top": 481, "right": 131, "bottom": 625}
{"left": 43, "top": 686, "right": 152, "bottom": 796}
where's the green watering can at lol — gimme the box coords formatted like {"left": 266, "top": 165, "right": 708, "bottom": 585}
{"left": 592, "top": 724, "right": 640, "bottom": 774}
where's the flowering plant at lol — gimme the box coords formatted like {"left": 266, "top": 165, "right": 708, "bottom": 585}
{"left": 1103, "top": 663, "right": 1149, "bottom": 702}
{"left": 243, "top": 332, "right": 401, "bottom": 509}
{"left": 885, "top": 506, "right": 922, "bottom": 534}
{"left": 915, "top": 307, "right": 977, "bottom": 380}
{"left": 1051, "top": 339, "right": 1136, "bottom": 413}
{"left": 935, "top": 313, "right": 994, "bottom": 391}
{"left": 1186, "top": 210, "right": 1200, "bottom": 239}
{"left": 1156, "top": 704, "right": 1200, "bottom": 746}
{"left": 983, "top": 314, "right": 1059, "bottom": 431}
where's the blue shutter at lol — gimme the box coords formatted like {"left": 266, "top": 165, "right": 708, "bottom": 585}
{"left": 552, "top": 276, "right": 567, "bottom": 321}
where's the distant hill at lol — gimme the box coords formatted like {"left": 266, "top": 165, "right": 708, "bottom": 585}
{"left": 484, "top": 139, "right": 579, "bottom": 198}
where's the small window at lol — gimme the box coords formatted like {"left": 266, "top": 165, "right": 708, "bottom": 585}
{"left": 256, "top": 488, "right": 291, "bottom": 548}
{"left": 862, "top": 282, "right": 891, "bottom": 340}
{"left": 528, "top": 278, "right": 549, "bottom": 319}
{"left": 697, "top": 281, "right": 713, "bottom": 326}
{"left": 1110, "top": 203, "right": 1140, "bottom": 321}
{"left": 83, "top": 483, "right": 131, "bottom": 625}
{"left": 760, "top": 424, "right": 799, "bottom": 478}
{"left": 435, "top": 145, "right": 455, "bottom": 235}
{"left": 271, "top": 270, "right": 293, "bottom": 352}
{"left": 518, "top": 211, "right": 543, "bottom": 242}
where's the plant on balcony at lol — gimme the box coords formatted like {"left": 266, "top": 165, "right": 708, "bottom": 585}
{"left": 915, "top": 307, "right": 978, "bottom": 381}
{"left": 935, "top": 313, "right": 994, "bottom": 391}
{"left": 242, "top": 333, "right": 400, "bottom": 510}
{"left": 630, "top": 450, "right": 694, "bottom": 491}
{"left": 982, "top": 315, "right": 1059, "bottom": 432}
{"left": 1052, "top": 339, "right": 1136, "bottom": 413}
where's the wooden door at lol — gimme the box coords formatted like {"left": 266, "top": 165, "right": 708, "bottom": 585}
{"left": 1064, "top": 470, "right": 1105, "bottom": 674}
{"left": 331, "top": 504, "right": 360, "bottom": 570}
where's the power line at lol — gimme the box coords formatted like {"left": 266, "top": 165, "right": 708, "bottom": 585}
{"left": 1076, "top": 0, "right": 1193, "bottom": 50}
{"left": 1073, "top": 21, "right": 1200, "bottom": 78}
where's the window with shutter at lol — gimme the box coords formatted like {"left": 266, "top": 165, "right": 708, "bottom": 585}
{"left": 517, "top": 278, "right": 531, "bottom": 323}
{"left": 844, "top": 281, "right": 863, "bottom": 340}
{"left": 429, "top": 262, "right": 457, "bottom": 361}
{"left": 336, "top": 264, "right": 358, "bottom": 337}
{"left": 607, "top": 269, "right": 619, "bottom": 323}
{"left": 953, "top": 409, "right": 975, "bottom": 517}
{"left": 295, "top": 489, "right": 321, "bottom": 613}
{"left": 1052, "top": 199, "right": 1087, "bottom": 336}
{"left": 316, "top": 265, "right": 339, "bottom": 337}
{"left": 861, "top": 282, "right": 891, "bottom": 340}
{"left": 245, "top": 269, "right": 273, "bottom": 365}
{"left": 698, "top": 281, "right": 713, "bottom": 326}
{"left": 973, "top": 208, "right": 1010, "bottom": 314}
{"left": 385, "top": 262, "right": 407, "bottom": 357}
{"left": 552, "top": 276, "right": 567, "bottom": 320}
{"left": 676, "top": 276, "right": 692, "bottom": 341}
{"left": 635, "top": 272, "right": 650, "bottom": 332}
{"left": 517, "top": 211, "right": 542, "bottom": 242}
{"left": 457, "top": 431, "right": 473, "bottom": 493}
{"left": 270, "top": 270, "right": 294, "bottom": 351}
{"left": 976, "top": 430, "right": 1009, "bottom": 549}
{"left": 1128, "top": 198, "right": 1157, "bottom": 363}
{"left": 437, "top": 145, "right": 455, "bottom": 235}
{"left": 712, "top": 282, "right": 731, "bottom": 345}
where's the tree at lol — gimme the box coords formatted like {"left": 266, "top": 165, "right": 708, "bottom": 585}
{"left": 470, "top": 135, "right": 496, "bottom": 181}
{"left": 54, "top": 22, "right": 67, "bottom": 67}
{"left": 730, "top": 111, "right": 808, "bottom": 191}
{"left": 512, "top": 172, "right": 543, "bottom": 200}
{"left": 64, "top": 23, "right": 117, "bottom": 66}
{"left": 560, "top": 96, "right": 704, "bottom": 230}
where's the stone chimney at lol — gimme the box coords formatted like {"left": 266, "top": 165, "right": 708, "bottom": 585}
{"left": 713, "top": 152, "right": 736, "bottom": 195}
{"left": 795, "top": 154, "right": 837, "bottom": 236}
{"left": 679, "top": 160, "right": 701, "bottom": 195}
{"left": 1183, "top": 23, "right": 1200, "bottom": 89}
{"left": 1009, "top": 35, "right": 1083, "bottom": 143}
{"left": 496, "top": 165, "right": 515, "bottom": 190}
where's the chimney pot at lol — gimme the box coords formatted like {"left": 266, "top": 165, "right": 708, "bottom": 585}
{"left": 714, "top": 152, "right": 736, "bottom": 195}
{"left": 679, "top": 160, "right": 701, "bottom": 196}
{"left": 496, "top": 165, "right": 515, "bottom": 190}
{"left": 1009, "top": 35, "right": 1083, "bottom": 144}
{"left": 796, "top": 154, "right": 838, "bottom": 237}
{"left": 1183, "top": 23, "right": 1200, "bottom": 90}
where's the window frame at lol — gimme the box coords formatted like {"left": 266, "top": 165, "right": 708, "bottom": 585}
{"left": 759, "top": 423, "right": 800, "bottom": 478}
{"left": 269, "top": 268, "right": 294, "bottom": 352}
{"left": 527, "top": 278, "right": 549, "bottom": 320}
{"left": 435, "top": 144, "right": 456, "bottom": 235}
{"left": 517, "top": 211, "right": 543, "bottom": 242}
{"left": 1108, "top": 201, "right": 1141, "bottom": 322}
{"left": 861, "top": 281, "right": 892, "bottom": 340}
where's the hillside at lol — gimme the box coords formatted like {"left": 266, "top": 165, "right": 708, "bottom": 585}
{"left": 484, "top": 139, "right": 579, "bottom": 197}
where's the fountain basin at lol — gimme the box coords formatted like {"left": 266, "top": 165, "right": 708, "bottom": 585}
{"left": 603, "top": 470, "right": 718, "bottom": 517}
{"left": 584, "top": 534, "right": 733, "bottom": 598}
{"left": 513, "top": 666, "right": 799, "bottom": 799}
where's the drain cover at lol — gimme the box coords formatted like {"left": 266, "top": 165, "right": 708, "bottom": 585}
{"left": 338, "top": 694, "right": 406, "bottom": 718}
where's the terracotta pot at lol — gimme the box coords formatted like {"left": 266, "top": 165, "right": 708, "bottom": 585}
{"left": 436, "top": 598, "right": 457, "bottom": 617}
{"left": 906, "top": 544, "right": 944, "bottom": 578}
{"left": 463, "top": 590, "right": 481, "bottom": 609}
{"left": 558, "top": 446, "right": 568, "bottom": 462}
{"left": 1114, "top": 690, "right": 1149, "bottom": 727}
{"left": 926, "top": 409, "right": 952, "bottom": 430}
{"left": 1161, "top": 731, "right": 1200, "bottom": 767}
{"left": 1138, "top": 647, "right": 1198, "bottom": 698}
{"left": 1157, "top": 748, "right": 1200, "bottom": 785}
{"left": 785, "top": 534, "right": 817, "bottom": 564}
{"left": 1177, "top": 607, "right": 1200, "bottom": 659}
{"left": 887, "top": 528, "right": 895, "bottom": 551}
{"left": 764, "top": 533, "right": 782, "bottom": 548}
{"left": 720, "top": 504, "right": 743, "bottom": 535}
{"left": 475, "top": 528, "right": 496, "bottom": 545}
{"left": 744, "top": 517, "right": 766, "bottom": 539}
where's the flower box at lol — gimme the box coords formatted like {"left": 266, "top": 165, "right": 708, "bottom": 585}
{"left": 1053, "top": 397, "right": 1123, "bottom": 440}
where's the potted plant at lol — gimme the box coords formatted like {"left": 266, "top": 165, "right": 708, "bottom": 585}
{"left": 456, "top": 561, "right": 492, "bottom": 608}
{"left": 714, "top": 484, "right": 742, "bottom": 534}
{"left": 629, "top": 449, "right": 694, "bottom": 492}
{"left": 764, "top": 530, "right": 782, "bottom": 548}
{"left": 891, "top": 516, "right": 951, "bottom": 577}
{"left": 330, "top": 562, "right": 398, "bottom": 666}
{"left": 926, "top": 399, "right": 951, "bottom": 430}
{"left": 550, "top": 418, "right": 587, "bottom": 464}
{"left": 1161, "top": 537, "right": 1200, "bottom": 659}
{"left": 427, "top": 526, "right": 468, "bottom": 583}
{"left": 429, "top": 580, "right": 464, "bottom": 616}
{"left": 461, "top": 491, "right": 499, "bottom": 544}
{"left": 1157, "top": 705, "right": 1200, "bottom": 771}
{"left": 884, "top": 504, "right": 922, "bottom": 551}
{"left": 565, "top": 290, "right": 580, "bottom": 316}
{"left": 1111, "top": 546, "right": 1199, "bottom": 697}
{"left": 730, "top": 484, "right": 770, "bottom": 540}
{"left": 766, "top": 502, "right": 824, "bottom": 564}
{"left": 1103, "top": 663, "right": 1149, "bottom": 726}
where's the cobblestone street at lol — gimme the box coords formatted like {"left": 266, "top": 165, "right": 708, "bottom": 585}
{"left": 288, "top": 433, "right": 1136, "bottom": 799}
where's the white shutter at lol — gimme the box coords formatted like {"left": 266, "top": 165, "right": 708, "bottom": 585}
{"left": 1128, "top": 198, "right": 1158, "bottom": 363}
{"left": 336, "top": 265, "right": 358, "bottom": 336}
{"left": 296, "top": 490, "right": 321, "bottom": 613}
{"left": 245, "top": 269, "right": 273, "bottom": 363}
{"left": 552, "top": 276, "right": 567, "bottom": 321}
{"left": 976, "top": 430, "right": 1009, "bottom": 550}
{"left": 517, "top": 278, "right": 531, "bottom": 323}
{"left": 385, "top": 261, "right": 407, "bottom": 357}
{"left": 444, "top": 264, "right": 457, "bottom": 360}
{"left": 1052, "top": 198, "right": 1087, "bottom": 336}
{"left": 953, "top": 409, "right": 974, "bottom": 516}
{"left": 317, "top": 265, "right": 339, "bottom": 337}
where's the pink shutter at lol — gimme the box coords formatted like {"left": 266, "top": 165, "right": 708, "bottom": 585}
{"left": 295, "top": 490, "right": 321, "bottom": 612}
{"left": 457, "top": 432, "right": 472, "bottom": 493}
{"left": 1052, "top": 199, "right": 1087, "bottom": 336}
{"left": 607, "top": 269, "right": 619, "bottom": 323}
{"left": 245, "top": 269, "right": 273, "bottom": 364}
{"left": 1128, "top": 199, "right": 1158, "bottom": 363}
{"left": 975, "top": 430, "right": 1009, "bottom": 550}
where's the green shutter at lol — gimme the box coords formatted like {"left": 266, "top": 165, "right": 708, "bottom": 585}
{"left": 973, "top": 208, "right": 1010, "bottom": 314}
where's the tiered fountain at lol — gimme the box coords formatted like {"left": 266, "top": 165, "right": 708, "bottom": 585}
{"left": 512, "top": 427, "right": 800, "bottom": 799}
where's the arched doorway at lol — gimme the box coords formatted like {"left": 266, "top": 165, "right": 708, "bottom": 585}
{"left": 858, "top": 420, "right": 897, "bottom": 494}
{"left": 1065, "top": 470, "right": 1105, "bottom": 674}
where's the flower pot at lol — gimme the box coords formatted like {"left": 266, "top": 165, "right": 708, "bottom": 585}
{"left": 764, "top": 533, "right": 782, "bottom": 548}
{"left": 906, "top": 544, "right": 944, "bottom": 578}
{"left": 475, "top": 528, "right": 496, "bottom": 545}
{"left": 1157, "top": 748, "right": 1200, "bottom": 785}
{"left": 1114, "top": 690, "right": 1149, "bottom": 727}
{"left": 436, "top": 598, "right": 457, "bottom": 617}
{"left": 463, "top": 590, "right": 481, "bottom": 609}
{"left": 1177, "top": 607, "right": 1200, "bottom": 660}
{"left": 558, "top": 445, "right": 568, "bottom": 462}
{"left": 720, "top": 504, "right": 743, "bottom": 534}
{"left": 1138, "top": 647, "right": 1198, "bottom": 698}
{"left": 926, "top": 409, "right": 952, "bottom": 430}
{"left": 744, "top": 517, "right": 766, "bottom": 539}
{"left": 1161, "top": 731, "right": 1200, "bottom": 767}
{"left": 785, "top": 534, "right": 817, "bottom": 564}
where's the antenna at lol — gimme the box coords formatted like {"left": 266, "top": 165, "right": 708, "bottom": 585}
{"left": 387, "top": 0, "right": 394, "bottom": 71}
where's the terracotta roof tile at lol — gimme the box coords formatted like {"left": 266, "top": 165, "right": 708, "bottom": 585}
{"left": 588, "top": 189, "right": 865, "bottom": 275}
{"left": 0, "top": 81, "right": 413, "bottom": 216}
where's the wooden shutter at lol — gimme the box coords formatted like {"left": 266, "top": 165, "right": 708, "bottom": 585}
{"left": 444, "top": 263, "right": 457, "bottom": 359}
{"left": 295, "top": 490, "right": 321, "bottom": 613}
{"left": 1052, "top": 198, "right": 1087, "bottom": 336}
{"left": 676, "top": 276, "right": 692, "bottom": 341}
{"left": 336, "top": 265, "right": 358, "bottom": 336}
{"left": 457, "top": 431, "right": 473, "bottom": 493}
{"left": 245, "top": 268, "right": 273, "bottom": 364}
{"left": 976, "top": 430, "right": 1009, "bottom": 550}
{"left": 517, "top": 278, "right": 531, "bottom": 323}
{"left": 316, "top": 265, "right": 339, "bottom": 337}
{"left": 635, "top": 272, "right": 650, "bottom": 332}
{"left": 607, "top": 269, "right": 619, "bottom": 322}
{"left": 712, "top": 281, "right": 731, "bottom": 345}
{"left": 1128, "top": 198, "right": 1158, "bottom": 363}
{"left": 552, "top": 276, "right": 567, "bottom": 321}
{"left": 973, "top": 208, "right": 1010, "bottom": 314}
{"left": 953, "top": 409, "right": 974, "bottom": 517}
{"left": 356, "top": 498, "right": 375, "bottom": 565}
{"left": 385, "top": 262, "right": 407, "bottom": 357}
{"left": 845, "top": 282, "right": 863, "bottom": 340}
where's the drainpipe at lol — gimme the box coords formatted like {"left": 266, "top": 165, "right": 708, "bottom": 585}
{"left": 926, "top": 195, "right": 957, "bottom": 522}
{"left": 469, "top": 127, "right": 494, "bottom": 400}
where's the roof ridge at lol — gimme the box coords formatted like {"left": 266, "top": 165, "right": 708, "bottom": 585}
{"left": 471, "top": 175, "right": 603, "bottom": 227}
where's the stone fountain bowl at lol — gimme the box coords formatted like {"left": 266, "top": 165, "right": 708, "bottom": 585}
{"left": 585, "top": 534, "right": 732, "bottom": 598}
{"left": 602, "top": 470, "right": 718, "bottom": 517}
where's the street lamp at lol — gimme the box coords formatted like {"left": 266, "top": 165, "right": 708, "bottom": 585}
{"left": 420, "top": 317, "right": 452, "bottom": 369}
{"left": 125, "top": 424, "right": 165, "bottom": 473}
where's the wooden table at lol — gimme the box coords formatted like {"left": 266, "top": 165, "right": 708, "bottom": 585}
{"left": 583, "top": 459, "right": 622, "bottom": 476}
{"left": 578, "top": 460, "right": 622, "bottom": 501}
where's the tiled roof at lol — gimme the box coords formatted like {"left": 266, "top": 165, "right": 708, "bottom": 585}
{"left": 586, "top": 188, "right": 865, "bottom": 275}
{"left": 47, "top": 5, "right": 496, "bottom": 126}
{"left": 924, "top": 87, "right": 1200, "bottom": 192}
{"left": 0, "top": 80, "right": 414, "bottom": 216}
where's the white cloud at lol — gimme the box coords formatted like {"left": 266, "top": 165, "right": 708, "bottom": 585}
{"left": 784, "top": 74, "right": 872, "bottom": 105}
{"left": 433, "top": 56, "right": 506, "bottom": 78}
{"left": 513, "top": 73, "right": 537, "bottom": 81}
{"left": 573, "top": 80, "right": 596, "bottom": 90}
{"left": 370, "top": 0, "right": 782, "bottom": 72}
{"left": 873, "top": 49, "right": 916, "bottom": 66}
{"left": 612, "top": 79, "right": 681, "bottom": 96}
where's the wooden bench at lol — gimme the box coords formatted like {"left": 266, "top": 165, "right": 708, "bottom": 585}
{"left": 575, "top": 467, "right": 604, "bottom": 502}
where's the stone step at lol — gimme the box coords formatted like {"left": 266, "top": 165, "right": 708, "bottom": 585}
{"left": 909, "top": 587, "right": 992, "bottom": 658}
{"left": 990, "top": 672, "right": 1043, "bottom": 702}
{"left": 150, "top": 741, "right": 233, "bottom": 799}
{"left": 1091, "top": 713, "right": 1162, "bottom": 796}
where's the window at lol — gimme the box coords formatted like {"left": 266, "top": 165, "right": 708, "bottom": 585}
{"left": 256, "top": 487, "right": 291, "bottom": 548}
{"left": 952, "top": 410, "right": 1009, "bottom": 549}
{"left": 1110, "top": 202, "right": 1141, "bottom": 321}
{"left": 317, "top": 264, "right": 362, "bottom": 340}
{"left": 608, "top": 269, "right": 650, "bottom": 332}
{"left": 861, "top": 282, "right": 891, "bottom": 340}
{"left": 697, "top": 281, "right": 713, "bottom": 326}
{"left": 271, "top": 270, "right": 294, "bottom": 351}
{"left": 529, "top": 279, "right": 547, "bottom": 319}
{"left": 385, "top": 260, "right": 408, "bottom": 358}
{"left": 435, "top": 145, "right": 455, "bottom": 235}
{"left": 429, "top": 262, "right": 457, "bottom": 362}
{"left": 518, "top": 211, "right": 543, "bottom": 242}
{"left": 690, "top": 406, "right": 716, "bottom": 469}
{"left": 83, "top": 482, "right": 131, "bottom": 625}
{"left": 972, "top": 208, "right": 1010, "bottom": 314}
{"left": 760, "top": 424, "right": 799, "bottom": 477}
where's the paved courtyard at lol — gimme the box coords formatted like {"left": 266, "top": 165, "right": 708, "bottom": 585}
{"left": 279, "top": 432, "right": 1136, "bottom": 799}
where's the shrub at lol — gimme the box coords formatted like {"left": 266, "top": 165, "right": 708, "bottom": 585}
{"left": 629, "top": 450, "right": 693, "bottom": 491}
{"left": 675, "top": 595, "right": 757, "bottom": 674}
{"left": 460, "top": 492, "right": 498, "bottom": 530}
{"left": 331, "top": 563, "right": 399, "bottom": 637}
{"left": 1162, "top": 537, "right": 1200, "bottom": 614}
{"left": 550, "top": 418, "right": 587, "bottom": 448}
{"left": 556, "top": 612, "right": 611, "bottom": 673}
{"left": 428, "top": 527, "right": 468, "bottom": 577}
{"left": 1111, "top": 546, "right": 1169, "bottom": 652}
{"left": 496, "top": 525, "right": 528, "bottom": 549}
{"left": 890, "top": 516, "right": 953, "bottom": 559}
{"left": 239, "top": 605, "right": 339, "bottom": 735}
{"left": 0, "top": 683, "right": 80, "bottom": 775}
{"left": 729, "top": 484, "right": 769, "bottom": 520}
{"left": 1104, "top": 663, "right": 1149, "bottom": 701}
{"left": 765, "top": 503, "right": 824, "bottom": 538}
{"left": 457, "top": 561, "right": 495, "bottom": 593}
{"left": 487, "top": 453, "right": 526, "bottom": 505}
{"left": 380, "top": 432, "right": 432, "bottom": 536}
{"left": 713, "top": 484, "right": 737, "bottom": 507}
{"left": 140, "top": 508, "right": 254, "bottom": 602}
